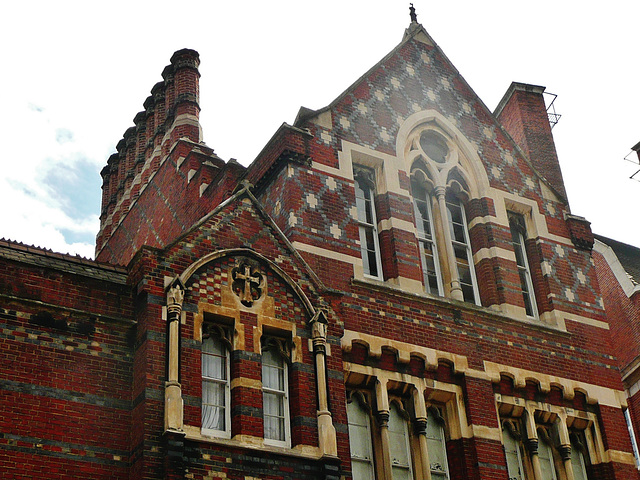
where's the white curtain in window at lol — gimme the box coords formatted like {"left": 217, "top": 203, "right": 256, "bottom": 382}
{"left": 202, "top": 336, "right": 228, "bottom": 432}
{"left": 262, "top": 348, "right": 287, "bottom": 442}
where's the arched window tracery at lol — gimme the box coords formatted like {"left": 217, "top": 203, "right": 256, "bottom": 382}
{"left": 408, "top": 124, "right": 479, "bottom": 304}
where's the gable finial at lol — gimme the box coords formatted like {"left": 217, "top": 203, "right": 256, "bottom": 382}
{"left": 409, "top": 3, "right": 418, "bottom": 23}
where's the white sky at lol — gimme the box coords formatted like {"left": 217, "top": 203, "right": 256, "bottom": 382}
{"left": 1, "top": 1, "right": 639, "bottom": 259}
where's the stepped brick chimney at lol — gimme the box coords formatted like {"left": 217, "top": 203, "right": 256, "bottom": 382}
{"left": 494, "top": 82, "right": 567, "bottom": 201}
{"left": 95, "top": 49, "right": 244, "bottom": 265}
{"left": 97, "top": 49, "right": 202, "bottom": 255}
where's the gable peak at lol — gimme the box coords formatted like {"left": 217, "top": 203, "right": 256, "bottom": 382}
{"left": 402, "top": 6, "right": 434, "bottom": 46}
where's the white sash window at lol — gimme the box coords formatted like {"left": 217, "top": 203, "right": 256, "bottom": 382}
{"left": 202, "top": 334, "right": 230, "bottom": 437}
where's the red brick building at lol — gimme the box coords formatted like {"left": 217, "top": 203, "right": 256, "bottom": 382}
{"left": 593, "top": 235, "right": 640, "bottom": 469}
{"left": 1, "top": 15, "right": 639, "bottom": 480}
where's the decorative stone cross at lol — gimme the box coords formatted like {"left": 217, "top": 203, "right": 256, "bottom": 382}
{"left": 232, "top": 263, "right": 262, "bottom": 306}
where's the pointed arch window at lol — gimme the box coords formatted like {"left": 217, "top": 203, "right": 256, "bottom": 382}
{"left": 354, "top": 165, "right": 383, "bottom": 279}
{"left": 406, "top": 126, "right": 480, "bottom": 305}
{"left": 411, "top": 175, "right": 443, "bottom": 296}
{"left": 202, "top": 324, "right": 231, "bottom": 437}
{"left": 445, "top": 192, "right": 479, "bottom": 304}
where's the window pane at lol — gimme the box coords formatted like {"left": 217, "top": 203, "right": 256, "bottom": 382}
{"left": 420, "top": 241, "right": 441, "bottom": 295}
{"left": 420, "top": 131, "right": 449, "bottom": 164}
{"left": 264, "top": 391, "right": 284, "bottom": 416}
{"left": 364, "top": 229, "right": 377, "bottom": 251}
{"left": 352, "top": 460, "right": 375, "bottom": 480}
{"left": 426, "top": 413, "right": 449, "bottom": 478}
{"left": 202, "top": 381, "right": 225, "bottom": 430}
{"left": 355, "top": 177, "right": 374, "bottom": 225}
{"left": 513, "top": 240, "right": 526, "bottom": 267}
{"left": 503, "top": 427, "right": 524, "bottom": 480}
{"left": 356, "top": 185, "right": 367, "bottom": 222}
{"left": 391, "top": 466, "right": 412, "bottom": 480}
{"left": 360, "top": 226, "right": 379, "bottom": 277}
{"left": 203, "top": 336, "right": 224, "bottom": 355}
{"left": 264, "top": 410, "right": 285, "bottom": 441}
{"left": 388, "top": 404, "right": 412, "bottom": 479}
{"left": 262, "top": 349, "right": 285, "bottom": 391}
{"left": 262, "top": 345, "right": 288, "bottom": 444}
{"left": 202, "top": 338, "right": 226, "bottom": 380}
{"left": 538, "top": 437, "right": 557, "bottom": 480}
{"left": 202, "top": 335, "right": 228, "bottom": 433}
{"left": 347, "top": 400, "right": 375, "bottom": 480}
{"left": 570, "top": 440, "right": 588, "bottom": 480}
{"left": 367, "top": 250, "right": 378, "bottom": 277}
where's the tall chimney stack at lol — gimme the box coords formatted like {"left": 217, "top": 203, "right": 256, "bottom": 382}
{"left": 494, "top": 82, "right": 567, "bottom": 201}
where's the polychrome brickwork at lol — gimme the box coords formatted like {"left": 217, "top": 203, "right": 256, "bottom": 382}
{"left": 3, "top": 16, "right": 639, "bottom": 480}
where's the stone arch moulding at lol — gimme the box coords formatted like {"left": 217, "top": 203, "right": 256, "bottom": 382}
{"left": 176, "top": 247, "right": 316, "bottom": 319}
{"left": 395, "top": 109, "right": 490, "bottom": 199}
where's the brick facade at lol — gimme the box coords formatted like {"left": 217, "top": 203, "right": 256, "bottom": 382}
{"left": 1, "top": 17, "right": 638, "bottom": 480}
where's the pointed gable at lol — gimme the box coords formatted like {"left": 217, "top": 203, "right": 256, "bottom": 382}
{"left": 159, "top": 183, "right": 327, "bottom": 302}
{"left": 296, "top": 22, "right": 565, "bottom": 209}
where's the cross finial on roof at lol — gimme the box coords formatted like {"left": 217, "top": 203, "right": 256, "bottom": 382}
{"left": 409, "top": 3, "right": 418, "bottom": 23}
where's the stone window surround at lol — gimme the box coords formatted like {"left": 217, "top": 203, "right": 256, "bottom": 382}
{"left": 201, "top": 323, "right": 232, "bottom": 439}
{"left": 161, "top": 247, "right": 339, "bottom": 461}
{"left": 353, "top": 164, "right": 384, "bottom": 280}
{"left": 345, "top": 363, "right": 466, "bottom": 480}
{"left": 497, "top": 394, "right": 607, "bottom": 479}
{"left": 508, "top": 210, "right": 540, "bottom": 320}
{"left": 192, "top": 303, "right": 304, "bottom": 448}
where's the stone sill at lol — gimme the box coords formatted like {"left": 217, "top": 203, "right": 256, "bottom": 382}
{"left": 181, "top": 425, "right": 323, "bottom": 460}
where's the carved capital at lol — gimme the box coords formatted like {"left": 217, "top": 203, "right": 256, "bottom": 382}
{"left": 311, "top": 317, "right": 328, "bottom": 341}
{"left": 376, "top": 410, "right": 390, "bottom": 429}
{"left": 434, "top": 185, "right": 447, "bottom": 199}
{"left": 313, "top": 341, "right": 326, "bottom": 355}
{"left": 524, "top": 437, "right": 538, "bottom": 455}
{"left": 414, "top": 418, "right": 428, "bottom": 436}
{"left": 167, "top": 279, "right": 185, "bottom": 319}
{"left": 558, "top": 444, "right": 571, "bottom": 461}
